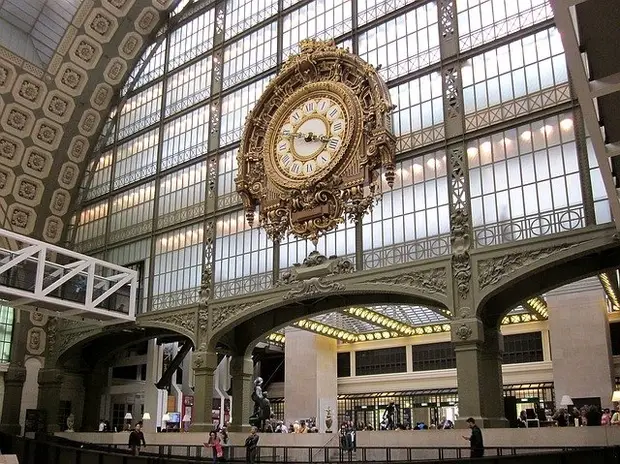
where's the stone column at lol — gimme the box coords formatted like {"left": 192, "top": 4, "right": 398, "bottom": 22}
{"left": 547, "top": 285, "right": 614, "bottom": 409}
{"left": 191, "top": 351, "right": 218, "bottom": 432}
{"left": 143, "top": 339, "right": 162, "bottom": 433}
{"left": 60, "top": 371, "right": 85, "bottom": 431}
{"left": 37, "top": 368, "right": 64, "bottom": 433}
{"left": 0, "top": 364, "right": 27, "bottom": 434}
{"left": 82, "top": 365, "right": 107, "bottom": 431}
{"left": 229, "top": 355, "right": 253, "bottom": 432}
{"left": 284, "top": 328, "right": 338, "bottom": 431}
{"left": 453, "top": 320, "right": 508, "bottom": 428}
{"left": 1, "top": 308, "right": 30, "bottom": 433}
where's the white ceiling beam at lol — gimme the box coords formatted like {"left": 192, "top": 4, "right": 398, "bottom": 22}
{"left": 589, "top": 72, "right": 620, "bottom": 99}
{"left": 606, "top": 142, "right": 620, "bottom": 158}
{"left": 551, "top": 0, "right": 620, "bottom": 230}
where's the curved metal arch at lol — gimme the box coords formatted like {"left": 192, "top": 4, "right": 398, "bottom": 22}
{"left": 207, "top": 282, "right": 451, "bottom": 355}
{"left": 54, "top": 324, "right": 192, "bottom": 368}
{"left": 137, "top": 319, "right": 197, "bottom": 346}
{"left": 476, "top": 227, "right": 620, "bottom": 327}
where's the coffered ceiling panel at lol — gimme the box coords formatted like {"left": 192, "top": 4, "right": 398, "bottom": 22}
{"left": 0, "top": 0, "right": 82, "bottom": 66}
{"left": 0, "top": 0, "right": 177, "bottom": 244}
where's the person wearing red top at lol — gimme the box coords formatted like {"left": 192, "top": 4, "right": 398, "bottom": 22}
{"left": 206, "top": 430, "right": 223, "bottom": 464}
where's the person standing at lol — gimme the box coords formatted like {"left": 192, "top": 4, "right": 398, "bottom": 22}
{"left": 462, "top": 417, "right": 483, "bottom": 458}
{"left": 245, "top": 426, "right": 259, "bottom": 464}
{"left": 128, "top": 422, "right": 146, "bottom": 456}
{"left": 206, "top": 430, "right": 223, "bottom": 464}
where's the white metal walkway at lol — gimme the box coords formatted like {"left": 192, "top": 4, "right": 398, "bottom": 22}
{"left": 0, "top": 228, "right": 137, "bottom": 323}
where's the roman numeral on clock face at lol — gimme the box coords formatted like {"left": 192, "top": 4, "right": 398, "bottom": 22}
{"left": 331, "top": 120, "right": 344, "bottom": 134}
{"left": 326, "top": 137, "right": 340, "bottom": 152}
{"left": 327, "top": 106, "right": 340, "bottom": 120}
{"left": 290, "top": 110, "right": 302, "bottom": 124}
{"left": 281, "top": 153, "right": 292, "bottom": 168}
{"left": 304, "top": 101, "right": 315, "bottom": 114}
{"left": 317, "top": 151, "right": 331, "bottom": 166}
{"left": 318, "top": 99, "right": 331, "bottom": 114}
{"left": 277, "top": 140, "right": 289, "bottom": 153}
{"left": 290, "top": 161, "right": 302, "bottom": 174}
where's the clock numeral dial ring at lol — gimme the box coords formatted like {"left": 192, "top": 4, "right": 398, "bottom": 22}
{"left": 264, "top": 81, "right": 363, "bottom": 188}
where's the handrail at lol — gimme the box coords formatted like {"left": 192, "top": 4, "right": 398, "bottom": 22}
{"left": 45, "top": 438, "right": 617, "bottom": 462}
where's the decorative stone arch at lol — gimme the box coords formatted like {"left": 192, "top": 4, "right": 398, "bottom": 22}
{"left": 205, "top": 256, "right": 452, "bottom": 354}
{"left": 46, "top": 323, "right": 194, "bottom": 432}
{"left": 208, "top": 284, "right": 450, "bottom": 355}
{"left": 54, "top": 324, "right": 193, "bottom": 369}
{"left": 474, "top": 225, "right": 620, "bottom": 327}
{"left": 137, "top": 308, "right": 198, "bottom": 346}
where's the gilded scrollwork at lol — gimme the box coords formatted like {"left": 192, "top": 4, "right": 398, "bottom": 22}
{"left": 236, "top": 39, "right": 396, "bottom": 244}
{"left": 478, "top": 243, "right": 578, "bottom": 290}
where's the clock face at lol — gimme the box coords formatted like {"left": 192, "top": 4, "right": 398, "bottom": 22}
{"left": 273, "top": 97, "right": 348, "bottom": 180}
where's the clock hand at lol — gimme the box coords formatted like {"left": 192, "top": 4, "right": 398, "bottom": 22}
{"left": 283, "top": 131, "right": 329, "bottom": 143}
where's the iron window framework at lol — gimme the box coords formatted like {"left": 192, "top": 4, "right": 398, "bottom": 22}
{"left": 337, "top": 352, "right": 352, "bottom": 377}
{"left": 355, "top": 347, "right": 407, "bottom": 376}
{"left": 70, "top": 0, "right": 600, "bottom": 311}
{"left": 412, "top": 342, "right": 456, "bottom": 371}
{"left": 503, "top": 331, "right": 544, "bottom": 364}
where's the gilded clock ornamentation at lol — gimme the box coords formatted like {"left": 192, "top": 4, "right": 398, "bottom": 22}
{"left": 236, "top": 39, "right": 396, "bottom": 244}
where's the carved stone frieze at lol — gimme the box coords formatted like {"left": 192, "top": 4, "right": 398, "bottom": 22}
{"left": 147, "top": 311, "right": 196, "bottom": 335}
{"left": 455, "top": 323, "right": 472, "bottom": 340}
{"left": 277, "top": 251, "right": 354, "bottom": 286}
{"left": 56, "top": 328, "right": 98, "bottom": 357}
{"left": 372, "top": 267, "right": 447, "bottom": 295}
{"left": 452, "top": 252, "right": 471, "bottom": 300}
{"left": 47, "top": 317, "right": 58, "bottom": 354}
{"left": 26, "top": 327, "right": 46, "bottom": 355}
{"left": 284, "top": 277, "right": 345, "bottom": 300}
{"left": 478, "top": 243, "right": 579, "bottom": 290}
{"left": 212, "top": 302, "right": 256, "bottom": 331}
{"left": 457, "top": 306, "right": 472, "bottom": 318}
{"left": 197, "top": 308, "right": 208, "bottom": 350}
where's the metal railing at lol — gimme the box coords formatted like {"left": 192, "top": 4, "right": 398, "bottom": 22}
{"left": 96, "top": 443, "right": 620, "bottom": 463}
{"left": 4, "top": 434, "right": 620, "bottom": 464}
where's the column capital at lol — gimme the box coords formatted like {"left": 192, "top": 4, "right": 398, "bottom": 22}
{"left": 230, "top": 355, "right": 253, "bottom": 376}
{"left": 4, "top": 363, "right": 26, "bottom": 385}
{"left": 450, "top": 317, "right": 484, "bottom": 345}
{"left": 38, "top": 367, "right": 64, "bottom": 386}
{"left": 192, "top": 351, "right": 218, "bottom": 373}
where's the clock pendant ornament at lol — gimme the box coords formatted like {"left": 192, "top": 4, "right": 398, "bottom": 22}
{"left": 236, "top": 39, "right": 396, "bottom": 244}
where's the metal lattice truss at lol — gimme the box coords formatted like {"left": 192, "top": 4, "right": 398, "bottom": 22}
{"left": 0, "top": 228, "right": 137, "bottom": 323}
{"left": 266, "top": 300, "right": 548, "bottom": 344}
{"left": 551, "top": 0, "right": 620, "bottom": 230}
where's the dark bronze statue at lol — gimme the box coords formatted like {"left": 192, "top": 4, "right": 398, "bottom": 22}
{"left": 382, "top": 402, "right": 397, "bottom": 430}
{"left": 250, "top": 377, "right": 271, "bottom": 431}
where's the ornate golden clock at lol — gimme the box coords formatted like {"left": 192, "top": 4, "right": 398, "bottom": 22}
{"left": 236, "top": 39, "right": 396, "bottom": 244}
